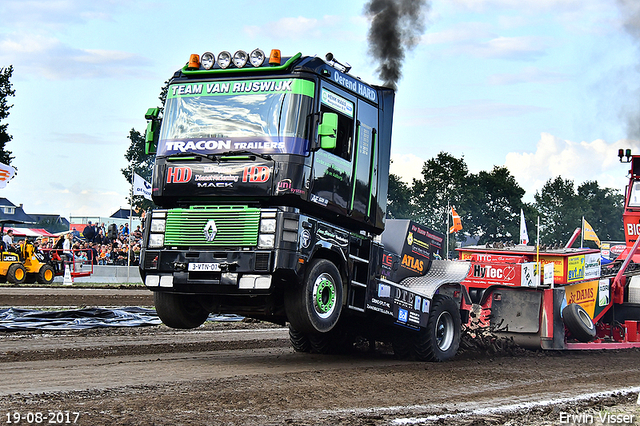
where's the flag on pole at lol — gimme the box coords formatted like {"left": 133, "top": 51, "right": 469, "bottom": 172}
{"left": 0, "top": 162, "right": 16, "bottom": 189}
{"left": 520, "top": 209, "right": 529, "bottom": 245}
{"left": 449, "top": 206, "right": 462, "bottom": 233}
{"left": 583, "top": 218, "right": 601, "bottom": 248}
{"left": 133, "top": 174, "right": 153, "bottom": 201}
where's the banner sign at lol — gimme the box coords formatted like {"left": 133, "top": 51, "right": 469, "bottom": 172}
{"left": 157, "top": 136, "right": 309, "bottom": 157}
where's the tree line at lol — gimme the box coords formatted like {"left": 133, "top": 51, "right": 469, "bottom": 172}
{"left": 388, "top": 152, "right": 624, "bottom": 248}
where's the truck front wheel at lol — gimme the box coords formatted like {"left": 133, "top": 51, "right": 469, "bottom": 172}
{"left": 414, "top": 295, "right": 461, "bottom": 362}
{"left": 154, "top": 291, "right": 209, "bottom": 329}
{"left": 284, "top": 259, "right": 343, "bottom": 334}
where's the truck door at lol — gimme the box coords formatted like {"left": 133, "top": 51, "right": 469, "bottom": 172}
{"left": 350, "top": 100, "right": 378, "bottom": 224}
{"left": 309, "top": 85, "right": 357, "bottom": 217}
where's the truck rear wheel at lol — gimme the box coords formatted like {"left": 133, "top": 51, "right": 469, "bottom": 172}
{"left": 562, "top": 303, "right": 596, "bottom": 342}
{"left": 7, "top": 263, "right": 26, "bottom": 284}
{"left": 284, "top": 259, "right": 343, "bottom": 334}
{"left": 414, "top": 295, "right": 461, "bottom": 362}
{"left": 288, "top": 325, "right": 311, "bottom": 352}
{"left": 154, "top": 291, "right": 209, "bottom": 329}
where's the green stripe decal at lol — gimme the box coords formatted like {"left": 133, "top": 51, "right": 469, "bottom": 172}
{"left": 167, "top": 78, "right": 315, "bottom": 99}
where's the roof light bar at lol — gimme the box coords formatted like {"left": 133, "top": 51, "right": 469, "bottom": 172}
{"left": 249, "top": 49, "right": 265, "bottom": 67}
{"left": 233, "top": 50, "right": 249, "bottom": 68}
{"left": 186, "top": 48, "right": 288, "bottom": 71}
{"left": 217, "top": 51, "right": 231, "bottom": 69}
{"left": 201, "top": 52, "right": 215, "bottom": 70}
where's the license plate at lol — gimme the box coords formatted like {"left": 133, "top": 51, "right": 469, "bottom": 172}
{"left": 188, "top": 263, "right": 221, "bottom": 272}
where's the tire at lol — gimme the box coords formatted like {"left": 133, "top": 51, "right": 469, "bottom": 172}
{"left": 154, "top": 291, "right": 209, "bottom": 329}
{"left": 308, "top": 325, "right": 353, "bottom": 354}
{"left": 37, "top": 264, "right": 55, "bottom": 284}
{"left": 284, "top": 259, "right": 343, "bottom": 334}
{"left": 562, "top": 303, "right": 596, "bottom": 342}
{"left": 289, "top": 325, "right": 311, "bottom": 353}
{"left": 7, "top": 263, "right": 26, "bottom": 284}
{"left": 415, "top": 295, "right": 461, "bottom": 362}
{"left": 392, "top": 330, "right": 415, "bottom": 360}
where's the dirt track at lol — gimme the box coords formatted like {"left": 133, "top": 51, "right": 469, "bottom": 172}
{"left": 1, "top": 287, "right": 640, "bottom": 425}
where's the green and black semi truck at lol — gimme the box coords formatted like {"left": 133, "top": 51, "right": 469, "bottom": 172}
{"left": 140, "top": 49, "right": 467, "bottom": 361}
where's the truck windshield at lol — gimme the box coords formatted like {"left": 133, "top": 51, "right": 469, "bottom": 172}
{"left": 158, "top": 78, "right": 315, "bottom": 157}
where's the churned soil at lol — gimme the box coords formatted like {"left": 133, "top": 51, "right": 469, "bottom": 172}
{"left": 0, "top": 287, "right": 639, "bottom": 425}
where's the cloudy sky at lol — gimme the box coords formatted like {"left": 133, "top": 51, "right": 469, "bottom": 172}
{"left": 1, "top": 0, "right": 639, "bottom": 218}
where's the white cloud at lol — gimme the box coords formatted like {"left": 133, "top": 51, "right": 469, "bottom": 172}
{"left": 244, "top": 15, "right": 343, "bottom": 40}
{"left": 0, "top": 0, "right": 125, "bottom": 29}
{"left": 397, "top": 100, "right": 547, "bottom": 127}
{"left": 0, "top": 33, "right": 149, "bottom": 79}
{"left": 504, "top": 133, "right": 640, "bottom": 200}
{"left": 448, "top": 0, "right": 593, "bottom": 14}
{"left": 390, "top": 153, "right": 425, "bottom": 183}
{"left": 424, "top": 21, "right": 551, "bottom": 61}
{"left": 487, "top": 66, "right": 570, "bottom": 85}
{"left": 423, "top": 22, "right": 495, "bottom": 45}
{"left": 457, "top": 35, "right": 551, "bottom": 60}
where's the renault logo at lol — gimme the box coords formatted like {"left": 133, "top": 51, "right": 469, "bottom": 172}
{"left": 203, "top": 220, "right": 217, "bottom": 242}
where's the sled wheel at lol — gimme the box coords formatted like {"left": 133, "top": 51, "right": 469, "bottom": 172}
{"left": 288, "top": 325, "right": 311, "bottom": 353}
{"left": 7, "top": 263, "right": 26, "bottom": 284}
{"left": 562, "top": 303, "right": 596, "bottom": 342}
{"left": 415, "top": 295, "right": 461, "bottom": 362}
{"left": 284, "top": 259, "right": 343, "bottom": 334}
{"left": 154, "top": 291, "right": 209, "bottom": 329}
{"left": 37, "top": 264, "right": 55, "bottom": 284}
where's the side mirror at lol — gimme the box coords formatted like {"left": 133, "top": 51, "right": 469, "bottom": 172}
{"left": 145, "top": 107, "right": 161, "bottom": 155}
{"left": 318, "top": 112, "right": 338, "bottom": 150}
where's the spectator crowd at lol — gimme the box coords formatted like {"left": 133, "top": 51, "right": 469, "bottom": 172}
{"left": 35, "top": 221, "right": 144, "bottom": 266}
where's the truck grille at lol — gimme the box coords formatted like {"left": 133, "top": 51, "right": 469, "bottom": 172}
{"left": 164, "top": 206, "right": 260, "bottom": 247}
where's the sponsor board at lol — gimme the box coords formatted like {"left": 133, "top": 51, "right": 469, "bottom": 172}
{"left": 567, "top": 255, "right": 585, "bottom": 283}
{"left": 584, "top": 253, "right": 601, "bottom": 280}
{"left": 565, "top": 280, "right": 599, "bottom": 317}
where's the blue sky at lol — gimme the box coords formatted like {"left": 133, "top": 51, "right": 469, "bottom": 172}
{"left": 0, "top": 0, "right": 639, "bottom": 217}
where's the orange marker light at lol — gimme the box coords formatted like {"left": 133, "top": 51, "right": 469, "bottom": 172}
{"left": 188, "top": 54, "right": 200, "bottom": 69}
{"left": 269, "top": 49, "right": 281, "bottom": 65}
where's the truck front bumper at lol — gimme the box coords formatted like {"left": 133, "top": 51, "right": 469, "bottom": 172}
{"left": 141, "top": 248, "right": 300, "bottom": 294}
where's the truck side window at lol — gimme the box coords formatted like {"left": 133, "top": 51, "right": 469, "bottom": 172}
{"left": 320, "top": 89, "right": 354, "bottom": 161}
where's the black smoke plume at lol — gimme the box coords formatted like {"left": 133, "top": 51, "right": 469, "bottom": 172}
{"left": 364, "top": 0, "right": 430, "bottom": 90}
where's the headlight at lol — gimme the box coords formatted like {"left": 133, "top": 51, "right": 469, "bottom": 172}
{"left": 148, "top": 234, "right": 165, "bottom": 248}
{"left": 250, "top": 49, "right": 265, "bottom": 67}
{"left": 233, "top": 50, "right": 248, "bottom": 68}
{"left": 201, "top": 51, "right": 215, "bottom": 69}
{"left": 260, "top": 219, "right": 276, "bottom": 234}
{"left": 258, "top": 234, "right": 275, "bottom": 249}
{"left": 217, "top": 51, "right": 231, "bottom": 69}
{"left": 150, "top": 219, "right": 165, "bottom": 233}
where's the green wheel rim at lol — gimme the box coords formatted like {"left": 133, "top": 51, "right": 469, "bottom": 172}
{"left": 313, "top": 273, "right": 336, "bottom": 318}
